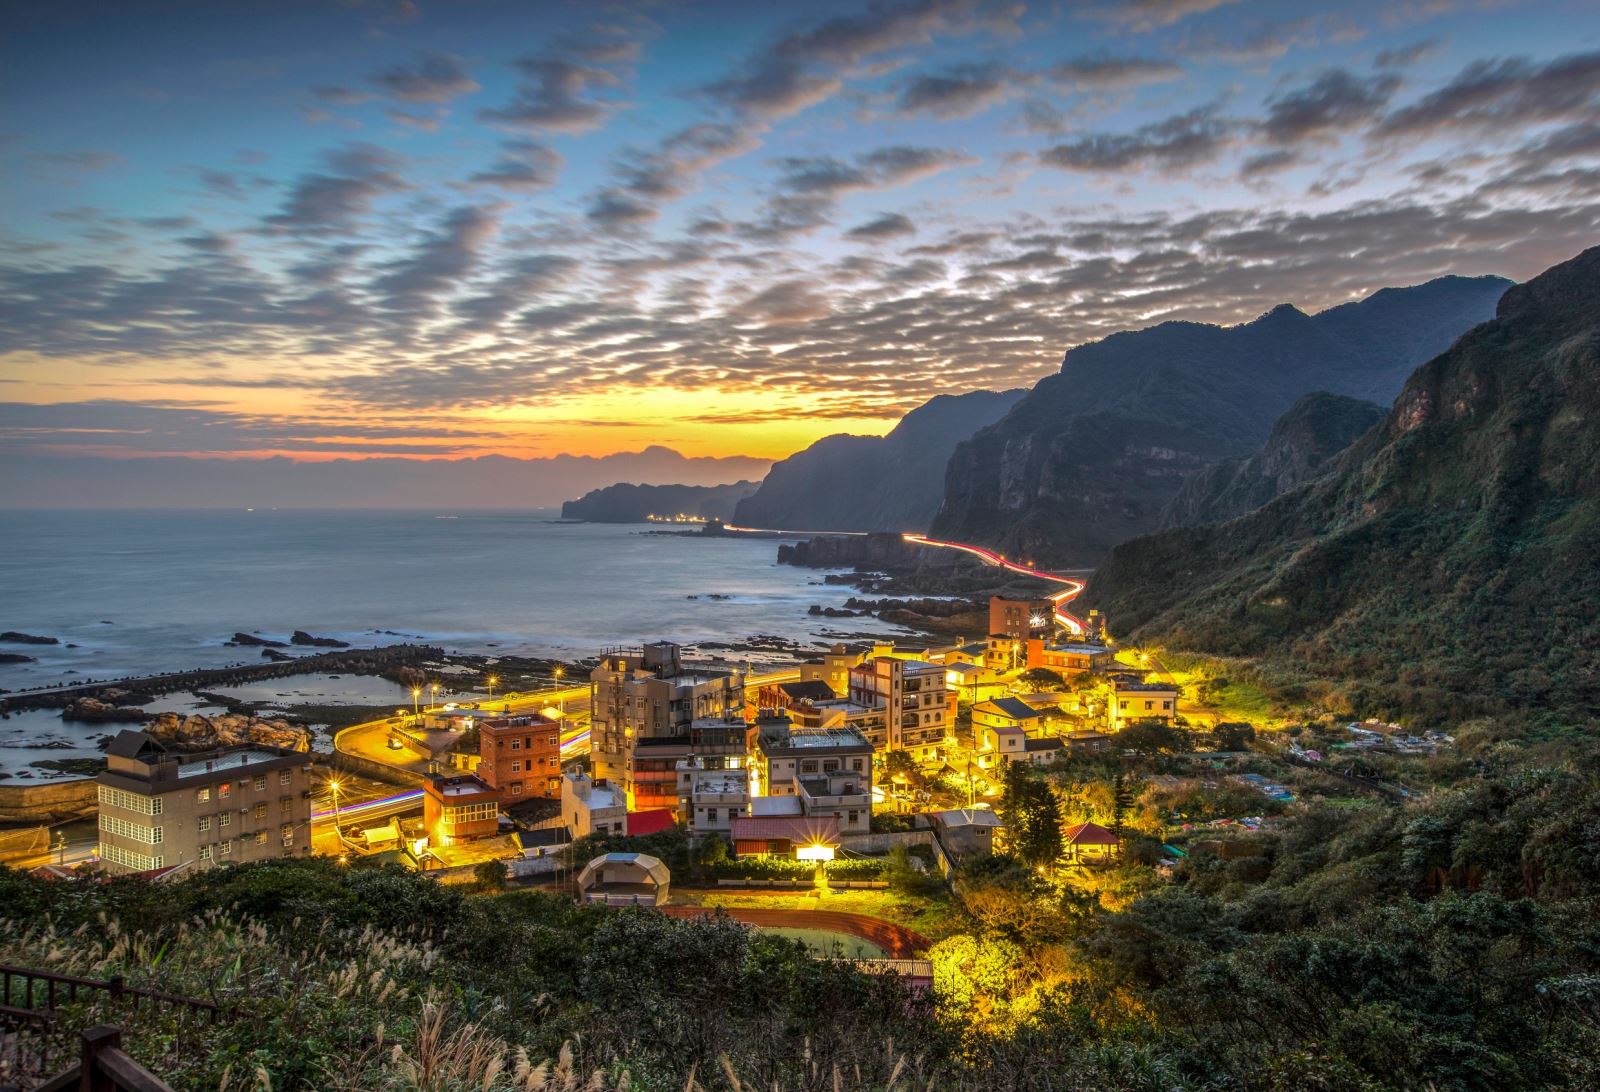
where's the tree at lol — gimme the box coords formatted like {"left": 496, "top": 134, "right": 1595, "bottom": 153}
{"left": 1211, "top": 721, "right": 1256, "bottom": 752}
{"left": 1021, "top": 667, "right": 1066, "bottom": 690}
{"left": 1110, "top": 771, "right": 1133, "bottom": 843}
{"left": 1115, "top": 719, "right": 1187, "bottom": 755}
{"left": 1002, "top": 767, "right": 1063, "bottom": 871}
{"left": 474, "top": 859, "right": 507, "bottom": 890}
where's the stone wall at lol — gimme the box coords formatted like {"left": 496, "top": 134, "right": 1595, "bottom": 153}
{"left": 0, "top": 777, "right": 98, "bottom": 823}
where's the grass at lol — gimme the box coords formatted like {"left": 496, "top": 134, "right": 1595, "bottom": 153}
{"left": 675, "top": 886, "right": 963, "bottom": 940}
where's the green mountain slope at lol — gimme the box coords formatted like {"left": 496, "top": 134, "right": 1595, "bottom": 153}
{"left": 1087, "top": 246, "right": 1600, "bottom": 721}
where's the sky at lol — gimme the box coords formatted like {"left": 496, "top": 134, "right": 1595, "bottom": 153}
{"left": 3, "top": 0, "right": 1599, "bottom": 480}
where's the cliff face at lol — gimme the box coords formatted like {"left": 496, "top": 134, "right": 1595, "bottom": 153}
{"left": 1159, "top": 392, "right": 1385, "bottom": 528}
{"left": 561, "top": 480, "right": 759, "bottom": 522}
{"left": 1087, "top": 246, "right": 1600, "bottom": 720}
{"left": 933, "top": 275, "right": 1511, "bottom": 565}
{"left": 733, "top": 389, "right": 1025, "bottom": 532}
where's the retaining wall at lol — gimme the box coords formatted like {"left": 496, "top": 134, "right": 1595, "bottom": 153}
{"left": 0, "top": 777, "right": 98, "bottom": 824}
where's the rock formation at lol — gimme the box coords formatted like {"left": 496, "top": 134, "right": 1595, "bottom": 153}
{"left": 144, "top": 711, "right": 312, "bottom": 752}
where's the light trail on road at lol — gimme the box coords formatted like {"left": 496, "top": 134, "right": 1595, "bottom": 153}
{"left": 312, "top": 788, "right": 422, "bottom": 822}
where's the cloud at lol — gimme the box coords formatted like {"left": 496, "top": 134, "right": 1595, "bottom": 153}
{"left": 452, "top": 254, "right": 578, "bottom": 330}
{"left": 1374, "top": 39, "right": 1442, "bottom": 70}
{"left": 1047, "top": 53, "right": 1183, "bottom": 88}
{"left": 265, "top": 143, "right": 408, "bottom": 232}
{"left": 369, "top": 51, "right": 479, "bottom": 103}
{"left": 1239, "top": 149, "right": 1303, "bottom": 177}
{"left": 1082, "top": 0, "right": 1240, "bottom": 32}
{"left": 587, "top": 122, "right": 764, "bottom": 228}
{"left": 478, "top": 55, "right": 625, "bottom": 133}
{"left": 1377, "top": 50, "right": 1600, "bottom": 136}
{"left": 778, "top": 145, "right": 977, "bottom": 194}
{"left": 847, "top": 212, "right": 917, "bottom": 240}
{"left": 33, "top": 150, "right": 122, "bottom": 171}
{"left": 312, "top": 86, "right": 370, "bottom": 105}
{"left": 468, "top": 140, "right": 563, "bottom": 190}
{"left": 371, "top": 205, "right": 500, "bottom": 329}
{"left": 897, "top": 63, "right": 1012, "bottom": 118}
{"left": 387, "top": 109, "right": 444, "bottom": 131}
{"left": 1260, "top": 69, "right": 1401, "bottom": 144}
{"left": 731, "top": 280, "right": 833, "bottom": 326}
{"left": 705, "top": 0, "right": 1018, "bottom": 119}
{"left": 1039, "top": 106, "right": 1233, "bottom": 171}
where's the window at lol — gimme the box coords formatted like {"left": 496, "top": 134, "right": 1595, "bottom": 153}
{"left": 218, "top": 783, "right": 232, "bottom": 799}
{"left": 252, "top": 775, "right": 267, "bottom": 791}
{"left": 98, "top": 786, "right": 161, "bottom": 815}
{"left": 98, "top": 843, "right": 164, "bottom": 871}
{"left": 1162, "top": 701, "right": 1172, "bottom": 710}
{"left": 200, "top": 844, "right": 212, "bottom": 862}
{"left": 280, "top": 824, "right": 294, "bottom": 846}
{"left": 510, "top": 761, "right": 522, "bottom": 773}
{"left": 851, "top": 759, "right": 864, "bottom": 772}
{"left": 281, "top": 797, "right": 293, "bottom": 815}
{"left": 280, "top": 769, "right": 292, "bottom": 786}
{"left": 548, "top": 735, "right": 558, "bottom": 747}
{"left": 510, "top": 784, "right": 522, "bottom": 796}
{"left": 220, "top": 839, "right": 232, "bottom": 856}
{"left": 219, "top": 812, "right": 231, "bottom": 828}
{"left": 198, "top": 816, "right": 211, "bottom": 832}
{"left": 99, "top": 815, "right": 163, "bottom": 844}
{"left": 255, "top": 831, "right": 268, "bottom": 846}
{"left": 510, "top": 739, "right": 521, "bottom": 750}
{"left": 706, "top": 808, "right": 718, "bottom": 823}
{"left": 254, "top": 802, "right": 267, "bottom": 820}
{"left": 196, "top": 787, "right": 211, "bottom": 803}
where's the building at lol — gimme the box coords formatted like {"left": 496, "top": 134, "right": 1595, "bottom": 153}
{"left": 989, "top": 596, "right": 1055, "bottom": 642}
{"left": 752, "top": 722, "right": 872, "bottom": 835}
{"left": 577, "top": 852, "right": 671, "bottom": 906}
{"left": 984, "top": 634, "right": 1023, "bottom": 672}
{"left": 477, "top": 712, "right": 562, "bottom": 800}
{"left": 589, "top": 640, "right": 743, "bottom": 790}
{"left": 1107, "top": 679, "right": 1179, "bottom": 730}
{"left": 972, "top": 696, "right": 1048, "bottom": 737}
{"left": 561, "top": 769, "right": 627, "bottom": 840}
{"left": 1065, "top": 730, "right": 1113, "bottom": 753}
{"left": 929, "top": 808, "right": 1002, "bottom": 859}
{"left": 753, "top": 678, "right": 836, "bottom": 714}
{"left": 1063, "top": 821, "right": 1120, "bottom": 863}
{"left": 1026, "top": 639, "right": 1115, "bottom": 675}
{"left": 797, "top": 643, "right": 870, "bottom": 697}
{"left": 423, "top": 774, "right": 501, "bottom": 847}
{"left": 1022, "top": 737, "right": 1064, "bottom": 766}
{"left": 95, "top": 730, "right": 313, "bottom": 874}
{"left": 976, "top": 723, "right": 1027, "bottom": 768}
{"left": 731, "top": 805, "right": 841, "bottom": 859}
{"left": 626, "top": 716, "right": 749, "bottom": 814}
{"left": 670, "top": 716, "right": 754, "bottom": 835}
{"left": 848, "top": 656, "right": 954, "bottom": 758}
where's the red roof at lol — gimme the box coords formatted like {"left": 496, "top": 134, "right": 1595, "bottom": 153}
{"left": 625, "top": 809, "right": 677, "bottom": 837}
{"left": 1063, "top": 821, "right": 1120, "bottom": 846}
{"left": 730, "top": 814, "right": 840, "bottom": 844}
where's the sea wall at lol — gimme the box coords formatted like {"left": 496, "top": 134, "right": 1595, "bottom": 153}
{"left": 0, "top": 777, "right": 98, "bottom": 824}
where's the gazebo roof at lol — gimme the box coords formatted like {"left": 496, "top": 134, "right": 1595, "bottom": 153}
{"left": 1063, "top": 821, "right": 1120, "bottom": 846}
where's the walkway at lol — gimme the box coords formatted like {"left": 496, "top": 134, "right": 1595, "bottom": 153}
{"left": 659, "top": 904, "right": 929, "bottom": 958}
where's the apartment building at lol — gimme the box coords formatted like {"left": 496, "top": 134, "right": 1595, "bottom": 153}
{"left": 751, "top": 723, "right": 872, "bottom": 835}
{"left": 621, "top": 715, "right": 747, "bottom": 817}
{"left": 561, "top": 769, "right": 627, "bottom": 839}
{"left": 1026, "top": 639, "right": 1115, "bottom": 675}
{"left": 96, "top": 729, "right": 312, "bottom": 875}
{"left": 476, "top": 712, "right": 562, "bottom": 800}
{"left": 989, "top": 595, "right": 1055, "bottom": 642}
{"left": 796, "top": 643, "right": 869, "bottom": 697}
{"left": 848, "top": 656, "right": 954, "bottom": 759}
{"left": 589, "top": 641, "right": 742, "bottom": 785}
{"left": 423, "top": 774, "right": 501, "bottom": 846}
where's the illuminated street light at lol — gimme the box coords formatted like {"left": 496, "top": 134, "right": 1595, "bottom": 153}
{"left": 329, "top": 778, "right": 343, "bottom": 843}
{"left": 486, "top": 674, "right": 498, "bottom": 699}
{"left": 411, "top": 687, "right": 422, "bottom": 717}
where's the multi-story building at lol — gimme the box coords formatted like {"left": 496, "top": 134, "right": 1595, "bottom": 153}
{"left": 676, "top": 758, "right": 749, "bottom": 836}
{"left": 989, "top": 596, "right": 1055, "bottom": 642}
{"left": 561, "top": 769, "right": 628, "bottom": 840}
{"left": 796, "top": 643, "right": 869, "bottom": 697}
{"left": 589, "top": 641, "right": 743, "bottom": 788}
{"left": 751, "top": 722, "right": 872, "bottom": 835}
{"left": 848, "top": 656, "right": 954, "bottom": 759}
{"left": 96, "top": 729, "right": 312, "bottom": 874}
{"left": 1107, "top": 679, "right": 1179, "bottom": 730}
{"left": 477, "top": 712, "right": 562, "bottom": 800}
{"left": 423, "top": 774, "right": 501, "bottom": 846}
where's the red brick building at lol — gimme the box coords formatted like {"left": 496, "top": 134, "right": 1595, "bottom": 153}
{"left": 477, "top": 713, "right": 562, "bottom": 800}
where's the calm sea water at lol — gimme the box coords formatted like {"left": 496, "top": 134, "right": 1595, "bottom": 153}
{"left": 0, "top": 508, "right": 902, "bottom": 689}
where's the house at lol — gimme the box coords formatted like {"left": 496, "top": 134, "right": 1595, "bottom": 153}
{"left": 1026, "top": 639, "right": 1115, "bottom": 675}
{"left": 676, "top": 756, "right": 748, "bottom": 835}
{"left": 752, "top": 723, "right": 872, "bottom": 835}
{"left": 976, "top": 723, "right": 1026, "bottom": 768}
{"left": 731, "top": 802, "right": 841, "bottom": 859}
{"left": 96, "top": 729, "right": 312, "bottom": 874}
{"left": 423, "top": 773, "right": 501, "bottom": 847}
{"left": 1107, "top": 679, "right": 1179, "bottom": 730}
{"left": 754, "top": 678, "right": 837, "bottom": 713}
{"left": 1023, "top": 737, "right": 1064, "bottom": 766}
{"left": 796, "top": 643, "right": 870, "bottom": 697}
{"left": 561, "top": 770, "right": 627, "bottom": 839}
{"left": 1065, "top": 730, "right": 1112, "bottom": 753}
{"left": 929, "top": 808, "right": 1002, "bottom": 859}
{"left": 972, "top": 696, "right": 1048, "bottom": 736}
{"left": 477, "top": 712, "right": 562, "bottom": 801}
{"left": 1063, "top": 821, "right": 1120, "bottom": 862}
{"left": 577, "top": 852, "right": 671, "bottom": 906}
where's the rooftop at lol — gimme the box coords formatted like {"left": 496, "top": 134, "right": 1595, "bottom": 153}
{"left": 431, "top": 775, "right": 497, "bottom": 798}
{"left": 976, "top": 697, "right": 1045, "bottom": 720}
{"left": 1024, "top": 737, "right": 1063, "bottom": 752}
{"left": 1114, "top": 680, "right": 1178, "bottom": 692}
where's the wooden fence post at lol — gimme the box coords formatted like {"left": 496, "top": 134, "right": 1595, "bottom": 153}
{"left": 78, "top": 1025, "right": 121, "bottom": 1092}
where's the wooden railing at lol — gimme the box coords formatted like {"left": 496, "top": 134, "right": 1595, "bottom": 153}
{"left": 0, "top": 965, "right": 218, "bottom": 1027}
{"left": 27, "top": 1025, "right": 175, "bottom": 1092}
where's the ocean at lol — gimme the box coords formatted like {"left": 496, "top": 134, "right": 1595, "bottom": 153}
{"left": 0, "top": 509, "right": 904, "bottom": 688}
{"left": 0, "top": 509, "right": 910, "bottom": 778}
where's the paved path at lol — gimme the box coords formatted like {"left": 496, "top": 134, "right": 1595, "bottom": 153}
{"left": 660, "top": 904, "right": 929, "bottom": 958}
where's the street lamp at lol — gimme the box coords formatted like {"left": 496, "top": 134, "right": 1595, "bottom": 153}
{"left": 329, "top": 778, "right": 343, "bottom": 843}
{"left": 411, "top": 687, "right": 422, "bottom": 717}
{"left": 429, "top": 682, "right": 440, "bottom": 708}
{"left": 486, "top": 675, "right": 498, "bottom": 699}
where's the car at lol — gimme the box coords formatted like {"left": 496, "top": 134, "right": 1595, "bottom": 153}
{"left": 387, "top": 736, "right": 404, "bottom": 750}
